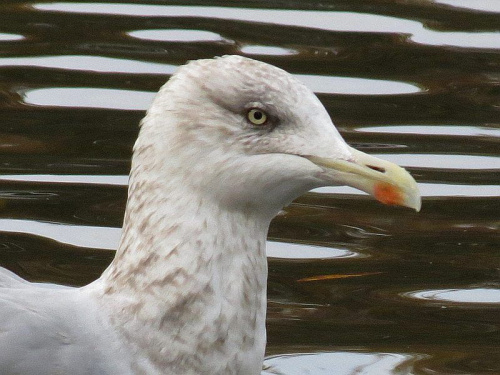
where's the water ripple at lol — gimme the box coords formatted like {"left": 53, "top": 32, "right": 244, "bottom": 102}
{"left": 356, "top": 125, "right": 500, "bottom": 138}
{"left": 128, "top": 29, "right": 226, "bottom": 42}
{"left": 267, "top": 241, "right": 358, "bottom": 259}
{"left": 0, "top": 33, "right": 24, "bottom": 41}
{"left": 0, "top": 219, "right": 120, "bottom": 250}
{"left": 23, "top": 87, "right": 154, "bottom": 110}
{"left": 0, "top": 55, "right": 177, "bottom": 74}
{"left": 1, "top": 2, "right": 499, "bottom": 373}
{"left": 240, "top": 45, "right": 299, "bottom": 56}
{"left": 295, "top": 75, "right": 420, "bottom": 95}
{"left": 404, "top": 287, "right": 500, "bottom": 304}
{"left": 263, "top": 351, "right": 425, "bottom": 375}
{"left": 436, "top": 0, "right": 500, "bottom": 13}
{"left": 33, "top": 3, "right": 500, "bottom": 49}
{"left": 371, "top": 153, "right": 500, "bottom": 170}
{"left": 0, "top": 174, "right": 129, "bottom": 186}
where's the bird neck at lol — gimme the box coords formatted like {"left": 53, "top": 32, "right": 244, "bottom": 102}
{"left": 100, "top": 162, "right": 270, "bottom": 297}
{"left": 93, "top": 154, "right": 270, "bottom": 373}
{"left": 101, "top": 181, "right": 270, "bottom": 297}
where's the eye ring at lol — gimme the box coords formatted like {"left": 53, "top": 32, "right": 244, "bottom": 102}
{"left": 246, "top": 108, "right": 268, "bottom": 126}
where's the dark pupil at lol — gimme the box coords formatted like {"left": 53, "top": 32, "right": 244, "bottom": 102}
{"left": 253, "top": 111, "right": 263, "bottom": 120}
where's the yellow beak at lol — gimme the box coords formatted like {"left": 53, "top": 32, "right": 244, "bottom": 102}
{"left": 307, "top": 146, "right": 421, "bottom": 211}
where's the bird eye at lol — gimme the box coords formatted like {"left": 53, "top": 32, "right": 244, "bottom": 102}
{"left": 247, "top": 108, "right": 268, "bottom": 126}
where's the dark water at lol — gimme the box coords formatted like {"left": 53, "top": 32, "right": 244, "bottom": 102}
{"left": 0, "top": 1, "right": 499, "bottom": 374}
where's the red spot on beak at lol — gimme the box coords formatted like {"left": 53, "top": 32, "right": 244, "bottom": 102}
{"left": 374, "top": 182, "right": 403, "bottom": 206}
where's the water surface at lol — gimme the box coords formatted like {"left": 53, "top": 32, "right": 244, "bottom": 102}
{"left": 0, "top": 1, "right": 498, "bottom": 374}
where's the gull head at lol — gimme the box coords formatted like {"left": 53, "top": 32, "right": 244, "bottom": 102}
{"left": 138, "top": 55, "right": 420, "bottom": 217}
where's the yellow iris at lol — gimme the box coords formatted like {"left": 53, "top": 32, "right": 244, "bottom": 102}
{"left": 247, "top": 108, "right": 268, "bottom": 125}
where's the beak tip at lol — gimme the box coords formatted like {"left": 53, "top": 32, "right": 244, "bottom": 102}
{"left": 413, "top": 194, "right": 422, "bottom": 212}
{"left": 410, "top": 196, "right": 422, "bottom": 212}
{"left": 373, "top": 181, "right": 421, "bottom": 212}
{"left": 407, "top": 180, "right": 422, "bottom": 212}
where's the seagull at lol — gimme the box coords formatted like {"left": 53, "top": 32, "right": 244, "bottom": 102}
{"left": 0, "top": 55, "right": 420, "bottom": 375}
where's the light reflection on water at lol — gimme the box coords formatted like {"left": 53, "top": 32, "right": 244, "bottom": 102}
{"left": 263, "top": 351, "right": 424, "bottom": 375}
{"left": 294, "top": 75, "right": 420, "bottom": 95}
{"left": 0, "top": 219, "right": 120, "bottom": 250}
{"left": 435, "top": 0, "right": 500, "bottom": 13}
{"left": 128, "top": 29, "right": 225, "bottom": 42}
{"left": 24, "top": 87, "right": 155, "bottom": 110}
{"left": 368, "top": 153, "right": 500, "bottom": 170}
{"left": 34, "top": 3, "right": 500, "bottom": 48}
{"left": 240, "top": 46, "right": 299, "bottom": 56}
{"left": 267, "top": 241, "right": 358, "bottom": 259}
{"left": 404, "top": 288, "right": 500, "bottom": 304}
{"left": 0, "top": 55, "right": 177, "bottom": 74}
{"left": 0, "top": 174, "right": 129, "bottom": 185}
{"left": 34, "top": 3, "right": 422, "bottom": 33}
{"left": 0, "top": 33, "right": 24, "bottom": 41}
{"left": 356, "top": 125, "right": 500, "bottom": 137}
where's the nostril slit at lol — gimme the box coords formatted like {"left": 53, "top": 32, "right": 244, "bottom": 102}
{"left": 367, "top": 165, "right": 386, "bottom": 173}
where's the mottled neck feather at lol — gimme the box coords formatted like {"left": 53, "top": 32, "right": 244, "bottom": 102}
{"left": 101, "top": 173, "right": 269, "bottom": 295}
{"left": 100, "top": 135, "right": 270, "bottom": 296}
{"left": 92, "top": 133, "right": 270, "bottom": 374}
